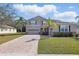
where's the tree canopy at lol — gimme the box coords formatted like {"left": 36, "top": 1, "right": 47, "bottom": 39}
{"left": 0, "top": 4, "right": 16, "bottom": 26}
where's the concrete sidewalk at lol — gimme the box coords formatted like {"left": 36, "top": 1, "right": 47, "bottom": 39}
{"left": 0, "top": 35, "right": 40, "bottom": 56}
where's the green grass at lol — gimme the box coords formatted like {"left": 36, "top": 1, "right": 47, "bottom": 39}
{"left": 38, "top": 36, "right": 79, "bottom": 54}
{"left": 0, "top": 33, "right": 23, "bottom": 44}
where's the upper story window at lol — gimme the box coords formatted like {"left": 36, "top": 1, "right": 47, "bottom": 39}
{"left": 43, "top": 21, "right": 46, "bottom": 25}
{"left": 30, "top": 21, "right": 36, "bottom": 25}
{"left": 37, "top": 21, "right": 41, "bottom": 25}
{"left": 29, "top": 21, "right": 47, "bottom": 25}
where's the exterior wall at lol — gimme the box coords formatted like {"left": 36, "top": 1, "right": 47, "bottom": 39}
{"left": 0, "top": 28, "right": 17, "bottom": 34}
{"left": 70, "top": 25, "right": 79, "bottom": 34}
{"left": 70, "top": 25, "right": 76, "bottom": 33}
{"left": 76, "top": 28, "right": 79, "bottom": 34}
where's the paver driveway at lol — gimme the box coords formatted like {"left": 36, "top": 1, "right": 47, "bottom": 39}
{"left": 0, "top": 35, "right": 40, "bottom": 56}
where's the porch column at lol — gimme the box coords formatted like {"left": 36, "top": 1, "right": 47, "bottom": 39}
{"left": 59, "top": 25, "right": 60, "bottom": 32}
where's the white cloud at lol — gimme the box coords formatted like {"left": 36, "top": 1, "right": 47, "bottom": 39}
{"left": 53, "top": 11, "right": 78, "bottom": 22}
{"left": 13, "top": 4, "right": 78, "bottom": 22}
{"left": 13, "top": 4, "right": 57, "bottom": 18}
{"left": 68, "top": 6, "right": 75, "bottom": 9}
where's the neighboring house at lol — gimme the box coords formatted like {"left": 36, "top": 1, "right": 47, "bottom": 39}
{"left": 0, "top": 25, "right": 17, "bottom": 34}
{"left": 26, "top": 16, "right": 79, "bottom": 35}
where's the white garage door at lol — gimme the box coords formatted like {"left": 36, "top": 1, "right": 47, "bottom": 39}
{"left": 26, "top": 25, "right": 41, "bottom": 34}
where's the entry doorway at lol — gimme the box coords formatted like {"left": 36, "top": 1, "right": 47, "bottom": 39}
{"left": 40, "top": 27, "right": 49, "bottom": 35}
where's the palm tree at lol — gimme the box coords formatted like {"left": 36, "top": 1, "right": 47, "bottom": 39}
{"left": 15, "top": 17, "right": 27, "bottom": 32}
{"left": 46, "top": 18, "right": 58, "bottom": 37}
{"left": 75, "top": 16, "right": 79, "bottom": 23}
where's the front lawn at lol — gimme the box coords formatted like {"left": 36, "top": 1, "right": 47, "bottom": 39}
{"left": 38, "top": 36, "right": 79, "bottom": 54}
{"left": 0, "top": 33, "right": 23, "bottom": 44}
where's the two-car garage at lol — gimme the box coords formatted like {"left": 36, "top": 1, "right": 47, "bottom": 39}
{"left": 26, "top": 25, "right": 41, "bottom": 34}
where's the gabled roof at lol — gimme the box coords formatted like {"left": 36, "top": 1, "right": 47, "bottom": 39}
{"left": 28, "top": 16, "right": 47, "bottom": 21}
{"left": 52, "top": 20, "right": 79, "bottom": 27}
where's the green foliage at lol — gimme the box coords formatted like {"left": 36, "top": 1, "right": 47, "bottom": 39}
{"left": 53, "top": 32, "right": 73, "bottom": 37}
{"left": 0, "top": 4, "right": 16, "bottom": 27}
{"left": 15, "top": 17, "right": 27, "bottom": 32}
{"left": 0, "top": 4, "right": 27, "bottom": 32}
{"left": 46, "top": 18, "right": 58, "bottom": 28}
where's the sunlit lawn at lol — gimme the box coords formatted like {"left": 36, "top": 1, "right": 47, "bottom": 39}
{"left": 0, "top": 33, "right": 23, "bottom": 44}
{"left": 38, "top": 36, "right": 79, "bottom": 54}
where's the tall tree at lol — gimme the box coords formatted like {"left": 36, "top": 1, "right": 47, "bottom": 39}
{"left": 15, "top": 17, "right": 27, "bottom": 32}
{"left": 0, "top": 4, "right": 16, "bottom": 27}
{"left": 48, "top": 18, "right": 58, "bottom": 36}
{"left": 42, "top": 18, "right": 58, "bottom": 37}
{"left": 75, "top": 16, "right": 79, "bottom": 23}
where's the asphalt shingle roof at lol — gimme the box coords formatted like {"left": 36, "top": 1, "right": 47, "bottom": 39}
{"left": 28, "top": 16, "right": 79, "bottom": 27}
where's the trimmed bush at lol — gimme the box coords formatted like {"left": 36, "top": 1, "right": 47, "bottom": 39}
{"left": 53, "top": 32, "right": 74, "bottom": 37}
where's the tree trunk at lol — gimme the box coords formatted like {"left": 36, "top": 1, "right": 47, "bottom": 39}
{"left": 48, "top": 26, "right": 51, "bottom": 37}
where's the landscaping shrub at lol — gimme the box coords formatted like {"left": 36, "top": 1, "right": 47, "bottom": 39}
{"left": 53, "top": 32, "right": 74, "bottom": 37}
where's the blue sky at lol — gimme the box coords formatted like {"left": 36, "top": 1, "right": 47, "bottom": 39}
{"left": 9, "top": 3, "right": 79, "bottom": 22}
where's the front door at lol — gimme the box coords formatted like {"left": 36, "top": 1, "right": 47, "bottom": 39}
{"left": 40, "top": 28, "right": 49, "bottom": 35}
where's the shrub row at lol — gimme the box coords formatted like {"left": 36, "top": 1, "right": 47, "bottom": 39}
{"left": 52, "top": 32, "right": 75, "bottom": 37}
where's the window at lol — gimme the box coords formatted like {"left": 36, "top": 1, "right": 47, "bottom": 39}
{"left": 31, "top": 21, "right": 35, "bottom": 25}
{"left": 65, "top": 28, "right": 68, "bottom": 32}
{"left": 61, "top": 28, "right": 64, "bottom": 32}
{"left": 60, "top": 28, "right": 68, "bottom": 32}
{"left": 43, "top": 21, "right": 46, "bottom": 25}
{"left": 36, "top": 21, "right": 41, "bottom": 25}
{"left": 60, "top": 25, "right": 69, "bottom": 32}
